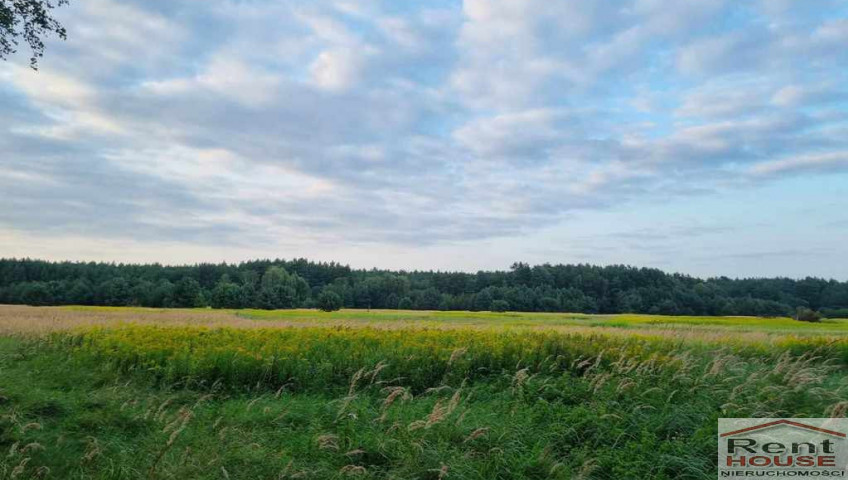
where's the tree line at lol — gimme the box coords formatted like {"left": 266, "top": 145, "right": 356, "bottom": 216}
{"left": 1, "top": 258, "right": 847, "bottom": 317}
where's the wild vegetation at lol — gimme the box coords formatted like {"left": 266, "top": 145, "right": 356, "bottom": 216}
{"left": 1, "top": 306, "right": 847, "bottom": 479}
{"left": 2, "top": 258, "right": 848, "bottom": 317}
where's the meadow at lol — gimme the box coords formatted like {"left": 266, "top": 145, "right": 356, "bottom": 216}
{"left": 1, "top": 306, "right": 846, "bottom": 479}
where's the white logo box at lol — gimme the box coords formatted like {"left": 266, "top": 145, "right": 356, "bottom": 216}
{"left": 718, "top": 418, "right": 848, "bottom": 478}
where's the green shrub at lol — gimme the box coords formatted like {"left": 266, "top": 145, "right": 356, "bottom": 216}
{"left": 491, "top": 300, "right": 510, "bottom": 312}
{"left": 795, "top": 306, "right": 822, "bottom": 323}
{"left": 316, "top": 290, "right": 343, "bottom": 312}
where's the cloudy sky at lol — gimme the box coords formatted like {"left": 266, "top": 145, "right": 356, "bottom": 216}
{"left": 1, "top": 0, "right": 847, "bottom": 279}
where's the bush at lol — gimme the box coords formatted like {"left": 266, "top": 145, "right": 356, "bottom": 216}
{"left": 316, "top": 290, "right": 343, "bottom": 312}
{"left": 491, "top": 300, "right": 510, "bottom": 312}
{"left": 820, "top": 308, "right": 848, "bottom": 319}
{"left": 539, "top": 296, "right": 560, "bottom": 312}
{"left": 795, "top": 307, "right": 822, "bottom": 323}
{"left": 172, "top": 277, "right": 205, "bottom": 308}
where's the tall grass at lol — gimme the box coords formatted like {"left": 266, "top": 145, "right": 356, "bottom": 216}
{"left": 3, "top": 307, "right": 848, "bottom": 479}
{"left": 57, "top": 324, "right": 848, "bottom": 393}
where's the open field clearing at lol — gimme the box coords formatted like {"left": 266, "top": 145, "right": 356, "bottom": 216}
{"left": 2, "top": 306, "right": 847, "bottom": 479}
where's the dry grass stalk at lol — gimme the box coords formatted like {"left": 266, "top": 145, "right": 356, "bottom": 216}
{"left": 367, "top": 361, "right": 389, "bottom": 385}
{"left": 148, "top": 408, "right": 193, "bottom": 479}
{"left": 464, "top": 427, "right": 489, "bottom": 443}
{"left": 575, "top": 458, "right": 598, "bottom": 480}
{"left": 826, "top": 401, "right": 848, "bottom": 418}
{"left": 316, "top": 434, "right": 339, "bottom": 451}
{"left": 448, "top": 347, "right": 468, "bottom": 366}
{"left": 512, "top": 368, "right": 530, "bottom": 393}
{"left": 20, "top": 443, "right": 44, "bottom": 454}
{"left": 81, "top": 437, "right": 100, "bottom": 464}
{"left": 410, "top": 389, "right": 463, "bottom": 431}
{"left": 378, "top": 386, "right": 412, "bottom": 422}
{"left": 10, "top": 457, "right": 30, "bottom": 479}
{"left": 340, "top": 465, "right": 366, "bottom": 476}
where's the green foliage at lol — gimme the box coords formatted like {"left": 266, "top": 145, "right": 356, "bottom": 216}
{"left": 821, "top": 307, "right": 848, "bottom": 319}
{"left": 210, "top": 275, "right": 243, "bottom": 309}
{"left": 1, "top": 258, "right": 846, "bottom": 316}
{"left": 149, "top": 279, "right": 175, "bottom": 307}
{"left": 0, "top": 0, "right": 69, "bottom": 68}
{"left": 17, "top": 280, "right": 52, "bottom": 305}
{"left": 2, "top": 316, "right": 846, "bottom": 480}
{"left": 99, "top": 277, "right": 132, "bottom": 306}
{"left": 472, "top": 289, "right": 493, "bottom": 311}
{"left": 795, "top": 306, "right": 822, "bottom": 323}
{"left": 539, "top": 296, "right": 560, "bottom": 312}
{"left": 397, "top": 296, "right": 413, "bottom": 310}
{"left": 491, "top": 299, "right": 509, "bottom": 312}
{"left": 258, "top": 266, "right": 308, "bottom": 309}
{"left": 316, "top": 289, "right": 343, "bottom": 312}
{"left": 172, "top": 277, "right": 204, "bottom": 308}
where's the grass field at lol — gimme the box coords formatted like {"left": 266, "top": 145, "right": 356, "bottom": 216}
{"left": 1, "top": 306, "right": 847, "bottom": 479}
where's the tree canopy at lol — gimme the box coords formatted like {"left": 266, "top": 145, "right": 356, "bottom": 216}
{"left": 1, "top": 258, "right": 847, "bottom": 317}
{"left": 1, "top": 0, "right": 68, "bottom": 68}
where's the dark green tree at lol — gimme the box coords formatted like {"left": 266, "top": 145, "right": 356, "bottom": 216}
{"left": 398, "top": 297, "right": 413, "bottom": 310}
{"left": 472, "top": 289, "right": 493, "bottom": 311}
{"left": 416, "top": 288, "right": 442, "bottom": 310}
{"left": 149, "top": 280, "right": 174, "bottom": 307}
{"left": 210, "top": 275, "right": 243, "bottom": 309}
{"left": 67, "top": 279, "right": 93, "bottom": 305}
{"left": 1, "top": 0, "right": 69, "bottom": 68}
{"left": 19, "top": 281, "right": 51, "bottom": 305}
{"left": 1, "top": 258, "right": 845, "bottom": 317}
{"left": 258, "top": 266, "right": 308, "bottom": 310}
{"left": 491, "top": 299, "right": 510, "bottom": 312}
{"left": 316, "top": 290, "right": 343, "bottom": 312}
{"left": 100, "top": 277, "right": 131, "bottom": 306}
{"left": 172, "top": 277, "right": 204, "bottom": 308}
{"left": 795, "top": 306, "right": 821, "bottom": 323}
{"left": 539, "top": 296, "right": 560, "bottom": 312}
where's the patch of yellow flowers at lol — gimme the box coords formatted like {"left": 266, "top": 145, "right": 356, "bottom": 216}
{"left": 56, "top": 324, "right": 847, "bottom": 392}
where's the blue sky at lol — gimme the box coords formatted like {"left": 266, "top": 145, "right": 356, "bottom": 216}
{"left": 1, "top": 0, "right": 847, "bottom": 279}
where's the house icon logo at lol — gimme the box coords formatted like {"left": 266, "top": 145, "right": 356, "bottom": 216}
{"left": 718, "top": 418, "right": 848, "bottom": 479}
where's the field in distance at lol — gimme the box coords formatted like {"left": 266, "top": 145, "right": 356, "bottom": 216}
{"left": 5, "top": 305, "right": 848, "bottom": 334}
{"left": 1, "top": 305, "right": 847, "bottom": 479}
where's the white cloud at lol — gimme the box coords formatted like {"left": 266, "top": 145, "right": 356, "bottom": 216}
{"left": 812, "top": 19, "right": 848, "bottom": 44}
{"left": 453, "top": 109, "right": 565, "bottom": 157}
{"left": 309, "top": 49, "right": 365, "bottom": 92}
{"left": 2, "top": 64, "right": 125, "bottom": 137}
{"left": 143, "top": 55, "right": 282, "bottom": 107}
{"left": 53, "top": 0, "right": 184, "bottom": 72}
{"left": 632, "top": 0, "right": 727, "bottom": 35}
{"left": 749, "top": 151, "right": 848, "bottom": 176}
{"left": 0, "top": 168, "right": 59, "bottom": 185}
{"left": 771, "top": 86, "right": 808, "bottom": 107}
{"left": 677, "top": 83, "right": 770, "bottom": 118}
{"left": 377, "top": 17, "right": 424, "bottom": 50}
{"left": 104, "top": 146, "right": 334, "bottom": 203}
{"left": 450, "top": 0, "right": 577, "bottom": 109}
{"left": 296, "top": 10, "right": 359, "bottom": 46}
{"left": 3, "top": 65, "right": 93, "bottom": 107}
{"left": 676, "top": 33, "right": 755, "bottom": 76}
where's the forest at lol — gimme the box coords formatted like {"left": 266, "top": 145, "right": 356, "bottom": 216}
{"left": 1, "top": 258, "right": 847, "bottom": 317}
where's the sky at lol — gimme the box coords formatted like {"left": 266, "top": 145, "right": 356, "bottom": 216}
{"left": 1, "top": 0, "right": 847, "bottom": 279}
